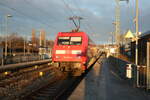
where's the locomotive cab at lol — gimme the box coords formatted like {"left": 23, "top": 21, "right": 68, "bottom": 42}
{"left": 52, "top": 32, "right": 88, "bottom": 76}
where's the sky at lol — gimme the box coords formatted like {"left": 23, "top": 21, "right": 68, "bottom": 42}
{"left": 0, "top": 0, "right": 149, "bottom": 44}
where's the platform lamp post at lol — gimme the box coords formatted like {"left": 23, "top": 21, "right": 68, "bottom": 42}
{"left": 5, "top": 14, "right": 12, "bottom": 58}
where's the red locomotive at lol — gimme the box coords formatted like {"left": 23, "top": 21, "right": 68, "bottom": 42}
{"left": 52, "top": 31, "right": 97, "bottom": 76}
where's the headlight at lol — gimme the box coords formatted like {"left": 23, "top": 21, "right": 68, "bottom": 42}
{"left": 56, "top": 50, "right": 65, "bottom": 54}
{"left": 56, "top": 56, "right": 60, "bottom": 58}
{"left": 78, "top": 56, "right": 81, "bottom": 58}
{"left": 83, "top": 62, "right": 86, "bottom": 64}
{"left": 72, "top": 50, "right": 82, "bottom": 54}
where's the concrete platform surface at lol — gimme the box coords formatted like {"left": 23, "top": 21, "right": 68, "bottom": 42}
{"left": 68, "top": 58, "right": 150, "bottom": 100}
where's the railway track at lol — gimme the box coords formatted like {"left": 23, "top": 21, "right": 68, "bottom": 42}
{"left": 22, "top": 53, "right": 106, "bottom": 100}
{"left": 0, "top": 52, "right": 105, "bottom": 100}
{"left": 0, "top": 62, "right": 56, "bottom": 99}
{"left": 22, "top": 73, "right": 83, "bottom": 100}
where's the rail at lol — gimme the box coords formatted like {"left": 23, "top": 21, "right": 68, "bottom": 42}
{"left": 0, "top": 59, "right": 51, "bottom": 72}
{"left": 22, "top": 52, "right": 106, "bottom": 100}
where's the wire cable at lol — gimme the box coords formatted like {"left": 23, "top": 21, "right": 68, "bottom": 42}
{"left": 69, "top": 0, "right": 96, "bottom": 35}
{"left": 0, "top": 2, "right": 57, "bottom": 31}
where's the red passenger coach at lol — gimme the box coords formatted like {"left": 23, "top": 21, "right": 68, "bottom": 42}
{"left": 52, "top": 31, "right": 91, "bottom": 76}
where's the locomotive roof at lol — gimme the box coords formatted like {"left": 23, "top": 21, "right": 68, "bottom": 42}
{"left": 59, "top": 31, "right": 85, "bottom": 33}
{"left": 58, "top": 31, "right": 87, "bottom": 36}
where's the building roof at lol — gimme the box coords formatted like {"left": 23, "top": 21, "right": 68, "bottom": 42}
{"left": 140, "top": 30, "right": 150, "bottom": 38}
{"left": 124, "top": 30, "right": 135, "bottom": 39}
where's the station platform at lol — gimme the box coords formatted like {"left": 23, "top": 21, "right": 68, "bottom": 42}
{"left": 68, "top": 58, "right": 150, "bottom": 100}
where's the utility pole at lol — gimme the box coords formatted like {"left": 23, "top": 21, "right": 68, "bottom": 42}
{"left": 135, "top": 0, "right": 139, "bottom": 66}
{"left": 110, "top": 32, "right": 114, "bottom": 45}
{"left": 39, "top": 31, "right": 43, "bottom": 59}
{"left": 32, "top": 29, "right": 36, "bottom": 47}
{"left": 115, "top": 0, "right": 121, "bottom": 46}
{"left": 114, "top": 0, "right": 128, "bottom": 54}
{"left": 5, "top": 16, "right": 8, "bottom": 58}
{"left": 24, "top": 36, "right": 26, "bottom": 56}
{"left": 115, "top": 0, "right": 139, "bottom": 87}
{"left": 135, "top": 0, "right": 139, "bottom": 87}
{"left": 41, "top": 29, "right": 46, "bottom": 48}
{"left": 39, "top": 31, "right": 42, "bottom": 48}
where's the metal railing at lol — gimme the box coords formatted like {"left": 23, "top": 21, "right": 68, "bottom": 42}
{"left": 0, "top": 54, "right": 49, "bottom": 65}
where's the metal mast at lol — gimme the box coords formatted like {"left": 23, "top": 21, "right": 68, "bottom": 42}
{"left": 135, "top": 0, "right": 139, "bottom": 66}
{"left": 135, "top": 0, "right": 139, "bottom": 87}
{"left": 115, "top": 0, "right": 129, "bottom": 45}
{"left": 115, "top": 0, "right": 121, "bottom": 46}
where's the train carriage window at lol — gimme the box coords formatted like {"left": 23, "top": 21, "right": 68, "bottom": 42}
{"left": 58, "top": 36, "right": 82, "bottom": 45}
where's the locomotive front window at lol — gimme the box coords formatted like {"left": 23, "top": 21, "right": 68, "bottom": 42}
{"left": 58, "top": 36, "right": 82, "bottom": 45}
{"left": 58, "top": 37, "right": 70, "bottom": 45}
{"left": 70, "top": 37, "right": 82, "bottom": 45}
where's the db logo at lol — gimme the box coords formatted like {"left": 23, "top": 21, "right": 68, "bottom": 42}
{"left": 66, "top": 50, "right": 71, "bottom": 54}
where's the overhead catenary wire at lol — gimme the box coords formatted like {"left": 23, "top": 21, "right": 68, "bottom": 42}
{"left": 61, "top": 0, "right": 76, "bottom": 16}
{"left": 0, "top": 2, "right": 57, "bottom": 31}
{"left": 61, "top": 0, "right": 93, "bottom": 34}
{"left": 69, "top": 0, "right": 97, "bottom": 36}
{"left": 61, "top": 0, "right": 80, "bottom": 30}
{"left": 68, "top": 0, "right": 93, "bottom": 33}
{"left": 23, "top": 0, "right": 70, "bottom": 36}
{"left": 23, "top": 0, "right": 62, "bottom": 23}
